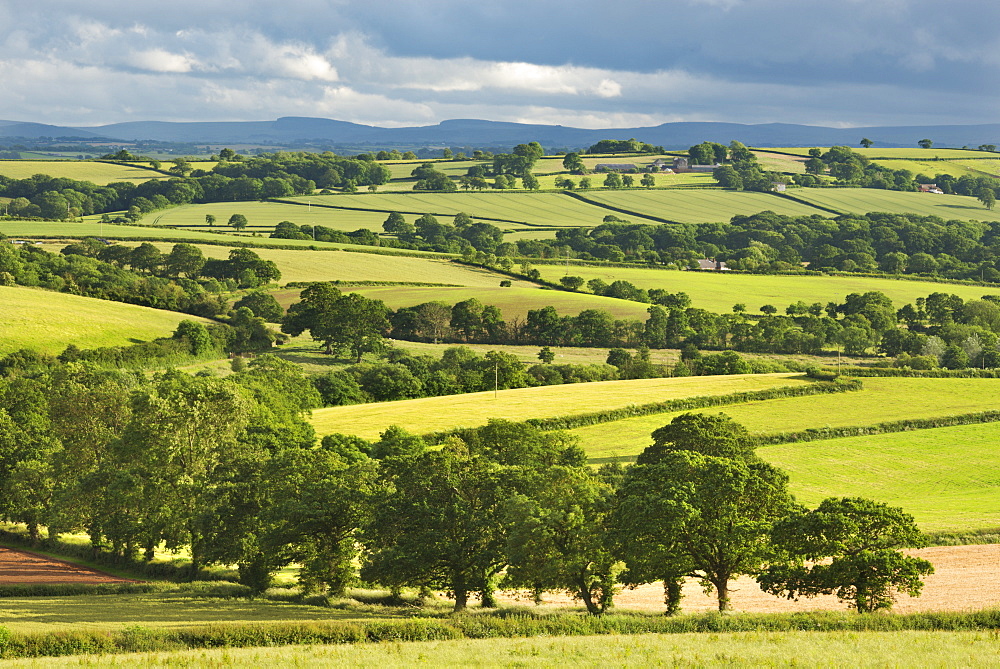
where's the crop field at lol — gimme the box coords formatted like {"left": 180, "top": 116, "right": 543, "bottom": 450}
{"left": 340, "top": 285, "right": 654, "bottom": 320}
{"left": 577, "top": 188, "right": 828, "bottom": 224}
{"left": 281, "top": 192, "right": 663, "bottom": 227}
{"left": 533, "top": 264, "right": 1000, "bottom": 313}
{"left": 0, "top": 160, "right": 165, "bottom": 185}
{"left": 145, "top": 201, "right": 397, "bottom": 233}
{"left": 952, "top": 158, "right": 1000, "bottom": 176}
{"left": 868, "top": 159, "right": 981, "bottom": 178}
{"left": 788, "top": 188, "right": 1000, "bottom": 222}
{"left": 752, "top": 151, "right": 807, "bottom": 173}
{"left": 12, "top": 630, "right": 996, "bottom": 668}
{"left": 759, "top": 422, "right": 1000, "bottom": 532}
{"left": 143, "top": 243, "right": 523, "bottom": 287}
{"left": 308, "top": 373, "right": 807, "bottom": 439}
{"left": 572, "top": 377, "right": 1000, "bottom": 461}
{"left": 0, "top": 285, "right": 209, "bottom": 355}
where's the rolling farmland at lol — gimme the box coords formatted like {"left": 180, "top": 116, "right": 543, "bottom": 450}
{"left": 0, "top": 160, "right": 166, "bottom": 185}
{"left": 146, "top": 201, "right": 393, "bottom": 232}
{"left": 309, "top": 373, "right": 807, "bottom": 439}
{"left": 787, "top": 188, "right": 1000, "bottom": 221}
{"left": 533, "top": 264, "right": 1000, "bottom": 313}
{"left": 577, "top": 188, "right": 828, "bottom": 224}
{"left": 0, "top": 285, "right": 210, "bottom": 354}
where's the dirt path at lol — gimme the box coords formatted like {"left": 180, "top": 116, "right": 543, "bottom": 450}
{"left": 501, "top": 544, "right": 1000, "bottom": 614}
{"left": 0, "top": 546, "right": 137, "bottom": 585}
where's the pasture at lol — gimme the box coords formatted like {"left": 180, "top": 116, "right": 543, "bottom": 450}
{"left": 0, "top": 285, "right": 209, "bottom": 355}
{"left": 145, "top": 201, "right": 393, "bottom": 233}
{"left": 143, "top": 243, "right": 523, "bottom": 287}
{"left": 751, "top": 151, "right": 807, "bottom": 174}
{"left": 765, "top": 147, "right": 992, "bottom": 159}
{"left": 760, "top": 422, "right": 1000, "bottom": 532}
{"left": 281, "top": 191, "right": 663, "bottom": 227}
{"left": 576, "top": 188, "right": 828, "bottom": 224}
{"left": 572, "top": 376, "right": 1000, "bottom": 461}
{"left": 953, "top": 158, "right": 1000, "bottom": 176}
{"left": 533, "top": 264, "right": 1000, "bottom": 313}
{"left": 867, "top": 159, "right": 982, "bottom": 178}
{"left": 340, "top": 284, "right": 655, "bottom": 320}
{"left": 0, "top": 160, "right": 165, "bottom": 185}
{"left": 308, "top": 373, "right": 808, "bottom": 439}
{"left": 788, "top": 188, "right": 1000, "bottom": 222}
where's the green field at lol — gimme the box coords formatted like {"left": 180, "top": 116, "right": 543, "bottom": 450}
{"left": 143, "top": 243, "right": 524, "bottom": 287}
{"left": 281, "top": 192, "right": 664, "bottom": 227}
{"left": 534, "top": 264, "right": 1000, "bottom": 313}
{"left": 342, "top": 284, "right": 655, "bottom": 320}
{"left": 10, "top": 631, "right": 994, "bottom": 668}
{"left": 951, "top": 159, "right": 1000, "bottom": 176}
{"left": 760, "top": 422, "right": 1000, "bottom": 532}
{"left": 0, "top": 285, "right": 209, "bottom": 355}
{"left": 571, "top": 377, "right": 1000, "bottom": 461}
{"left": 146, "top": 201, "right": 395, "bottom": 233}
{"left": 789, "top": 188, "right": 1000, "bottom": 221}
{"left": 577, "top": 189, "right": 828, "bottom": 224}
{"left": 766, "top": 147, "right": 994, "bottom": 160}
{"left": 308, "top": 373, "right": 807, "bottom": 439}
{"left": 868, "top": 159, "right": 983, "bottom": 178}
{"left": 752, "top": 151, "right": 807, "bottom": 174}
{"left": 0, "top": 160, "right": 165, "bottom": 185}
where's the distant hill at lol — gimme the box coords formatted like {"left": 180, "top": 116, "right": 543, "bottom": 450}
{"left": 1, "top": 116, "right": 999, "bottom": 150}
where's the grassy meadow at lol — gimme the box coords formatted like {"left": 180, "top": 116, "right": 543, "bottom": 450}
{"left": 577, "top": 188, "right": 828, "bottom": 224}
{"left": 868, "top": 159, "right": 984, "bottom": 178}
{"left": 533, "top": 264, "right": 1000, "bottom": 313}
{"left": 572, "top": 376, "right": 1000, "bottom": 461}
{"left": 0, "top": 160, "right": 165, "bottom": 185}
{"left": 7, "top": 630, "right": 997, "bottom": 668}
{"left": 760, "top": 422, "right": 1000, "bottom": 532}
{"left": 788, "top": 188, "right": 1000, "bottom": 221}
{"left": 765, "top": 147, "right": 993, "bottom": 159}
{"left": 0, "top": 285, "right": 209, "bottom": 355}
{"left": 145, "top": 201, "right": 395, "bottom": 233}
{"left": 308, "top": 373, "right": 807, "bottom": 439}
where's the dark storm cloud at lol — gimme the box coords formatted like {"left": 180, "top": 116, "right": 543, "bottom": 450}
{"left": 1, "top": 0, "right": 998, "bottom": 126}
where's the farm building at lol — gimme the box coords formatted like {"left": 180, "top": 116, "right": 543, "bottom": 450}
{"left": 594, "top": 163, "right": 638, "bottom": 173}
{"left": 695, "top": 258, "right": 731, "bottom": 271}
{"left": 649, "top": 159, "right": 675, "bottom": 173}
{"left": 772, "top": 183, "right": 787, "bottom": 192}
{"left": 672, "top": 157, "right": 719, "bottom": 172}
{"left": 918, "top": 183, "right": 944, "bottom": 194}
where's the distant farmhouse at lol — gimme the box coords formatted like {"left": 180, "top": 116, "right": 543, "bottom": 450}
{"left": 594, "top": 163, "right": 638, "bottom": 173}
{"left": 695, "top": 259, "right": 731, "bottom": 271}
{"left": 671, "top": 157, "right": 719, "bottom": 172}
{"left": 918, "top": 183, "right": 944, "bottom": 194}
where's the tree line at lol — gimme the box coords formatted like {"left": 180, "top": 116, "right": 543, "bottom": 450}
{"left": 0, "top": 367, "right": 931, "bottom": 616}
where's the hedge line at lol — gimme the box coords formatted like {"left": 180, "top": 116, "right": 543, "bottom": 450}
{"left": 759, "top": 409, "right": 1000, "bottom": 446}
{"left": 3, "top": 609, "right": 1000, "bottom": 659}
{"left": 835, "top": 367, "right": 1000, "bottom": 378}
{"left": 422, "top": 378, "right": 862, "bottom": 442}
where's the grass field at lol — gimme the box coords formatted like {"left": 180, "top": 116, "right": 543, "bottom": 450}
{"left": 141, "top": 243, "right": 524, "bottom": 287}
{"left": 752, "top": 151, "right": 807, "bottom": 174}
{"left": 534, "top": 264, "right": 1000, "bottom": 313}
{"left": 577, "top": 188, "right": 828, "bottom": 224}
{"left": 308, "top": 373, "right": 807, "bottom": 439}
{"left": 145, "top": 201, "right": 396, "bottom": 233}
{"left": 0, "top": 160, "right": 165, "bottom": 185}
{"left": 572, "top": 377, "right": 1000, "bottom": 461}
{"left": 0, "top": 285, "right": 209, "bottom": 355}
{"left": 788, "top": 188, "right": 1000, "bottom": 222}
{"left": 340, "top": 285, "right": 655, "bottom": 320}
{"left": 281, "top": 192, "right": 664, "bottom": 227}
{"left": 766, "top": 147, "right": 994, "bottom": 160}
{"left": 868, "top": 159, "right": 984, "bottom": 178}
{"left": 760, "top": 422, "right": 1000, "bottom": 532}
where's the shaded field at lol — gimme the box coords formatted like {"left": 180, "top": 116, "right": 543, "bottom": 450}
{"left": 342, "top": 285, "right": 655, "bottom": 320}
{"left": 761, "top": 423, "right": 1000, "bottom": 532}
{"left": 577, "top": 189, "right": 828, "bottom": 224}
{"left": 308, "top": 373, "right": 807, "bottom": 439}
{"left": 281, "top": 192, "right": 664, "bottom": 227}
{"left": 789, "top": 188, "right": 1000, "bottom": 222}
{"left": 533, "top": 265, "right": 1000, "bottom": 313}
{"left": 0, "top": 285, "right": 209, "bottom": 355}
{"left": 0, "top": 160, "right": 165, "bottom": 185}
{"left": 142, "top": 244, "right": 523, "bottom": 287}
{"left": 573, "top": 377, "right": 1000, "bottom": 461}
{"left": 0, "top": 547, "right": 133, "bottom": 585}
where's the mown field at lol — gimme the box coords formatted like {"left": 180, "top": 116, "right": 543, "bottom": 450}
{"left": 760, "top": 422, "right": 1000, "bottom": 532}
{"left": 572, "top": 377, "right": 1000, "bottom": 461}
{"left": 533, "top": 264, "right": 1000, "bottom": 313}
{"left": 0, "top": 285, "right": 209, "bottom": 355}
{"left": 7, "top": 631, "right": 996, "bottom": 668}
{"left": 142, "top": 243, "right": 523, "bottom": 287}
{"left": 281, "top": 192, "right": 664, "bottom": 227}
{"left": 308, "top": 373, "right": 807, "bottom": 439}
{"left": 577, "top": 188, "right": 828, "bottom": 224}
{"left": 752, "top": 151, "right": 807, "bottom": 174}
{"left": 788, "top": 188, "right": 1000, "bottom": 221}
{"left": 0, "top": 160, "right": 165, "bottom": 185}
{"left": 340, "top": 284, "right": 654, "bottom": 320}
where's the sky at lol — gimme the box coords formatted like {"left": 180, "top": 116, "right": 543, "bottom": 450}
{"left": 2, "top": 0, "right": 999, "bottom": 129}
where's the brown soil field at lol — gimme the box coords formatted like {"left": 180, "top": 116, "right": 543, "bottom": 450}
{"left": 0, "top": 547, "right": 136, "bottom": 584}
{"left": 500, "top": 544, "right": 1000, "bottom": 614}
